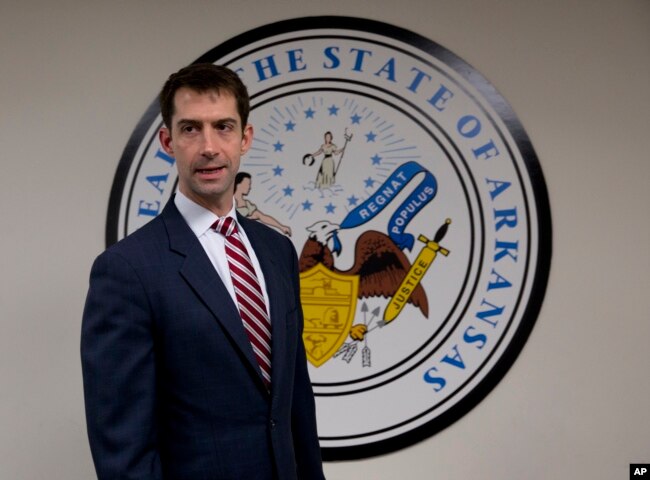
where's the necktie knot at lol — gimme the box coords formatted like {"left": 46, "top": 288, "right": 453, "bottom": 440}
{"left": 213, "top": 216, "right": 238, "bottom": 237}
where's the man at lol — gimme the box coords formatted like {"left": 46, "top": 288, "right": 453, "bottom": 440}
{"left": 81, "top": 64, "right": 325, "bottom": 480}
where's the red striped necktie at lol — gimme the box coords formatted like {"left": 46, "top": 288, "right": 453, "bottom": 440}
{"left": 213, "top": 216, "right": 272, "bottom": 388}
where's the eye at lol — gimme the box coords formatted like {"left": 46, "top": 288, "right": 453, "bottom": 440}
{"left": 179, "top": 123, "right": 199, "bottom": 134}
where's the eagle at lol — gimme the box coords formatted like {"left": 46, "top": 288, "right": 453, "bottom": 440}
{"left": 298, "top": 220, "right": 429, "bottom": 318}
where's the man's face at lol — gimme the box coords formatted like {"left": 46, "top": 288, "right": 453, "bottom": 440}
{"left": 159, "top": 87, "right": 253, "bottom": 216}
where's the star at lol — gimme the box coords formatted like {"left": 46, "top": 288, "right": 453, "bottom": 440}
{"left": 371, "top": 154, "right": 382, "bottom": 165}
{"left": 350, "top": 114, "right": 362, "bottom": 124}
{"left": 283, "top": 185, "right": 294, "bottom": 197}
{"left": 284, "top": 120, "right": 296, "bottom": 131}
{"left": 328, "top": 105, "right": 339, "bottom": 116}
{"left": 364, "top": 177, "right": 376, "bottom": 188}
{"left": 304, "top": 107, "right": 315, "bottom": 119}
{"left": 272, "top": 165, "right": 284, "bottom": 176}
{"left": 301, "top": 200, "right": 313, "bottom": 211}
{"left": 273, "top": 141, "right": 284, "bottom": 152}
{"left": 365, "top": 131, "right": 377, "bottom": 142}
{"left": 347, "top": 195, "right": 359, "bottom": 206}
{"left": 325, "top": 202, "right": 336, "bottom": 214}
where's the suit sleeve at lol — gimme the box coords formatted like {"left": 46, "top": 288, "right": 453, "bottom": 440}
{"left": 287, "top": 240, "right": 326, "bottom": 480}
{"left": 80, "top": 250, "right": 162, "bottom": 480}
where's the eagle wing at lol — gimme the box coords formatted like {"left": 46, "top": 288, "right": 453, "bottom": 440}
{"left": 339, "top": 231, "right": 429, "bottom": 318}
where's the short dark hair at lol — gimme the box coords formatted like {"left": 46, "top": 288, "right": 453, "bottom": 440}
{"left": 159, "top": 63, "right": 250, "bottom": 131}
{"left": 235, "top": 171, "right": 251, "bottom": 187}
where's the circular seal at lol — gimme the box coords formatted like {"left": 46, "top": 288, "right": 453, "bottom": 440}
{"left": 108, "top": 17, "right": 552, "bottom": 460}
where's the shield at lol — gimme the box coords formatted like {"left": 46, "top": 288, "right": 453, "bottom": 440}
{"left": 300, "top": 264, "right": 359, "bottom": 367}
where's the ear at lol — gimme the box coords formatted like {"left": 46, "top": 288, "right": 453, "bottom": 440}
{"left": 159, "top": 127, "right": 174, "bottom": 156}
{"left": 240, "top": 124, "right": 253, "bottom": 155}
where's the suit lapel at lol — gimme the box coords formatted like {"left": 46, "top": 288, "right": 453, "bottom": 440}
{"left": 161, "top": 200, "right": 265, "bottom": 389}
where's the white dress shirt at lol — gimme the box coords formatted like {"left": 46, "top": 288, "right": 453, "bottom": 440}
{"left": 174, "top": 191, "right": 271, "bottom": 316}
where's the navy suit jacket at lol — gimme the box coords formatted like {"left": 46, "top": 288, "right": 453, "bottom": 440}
{"left": 81, "top": 199, "right": 324, "bottom": 480}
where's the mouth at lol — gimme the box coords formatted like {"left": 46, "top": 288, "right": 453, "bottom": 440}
{"left": 196, "top": 165, "right": 226, "bottom": 178}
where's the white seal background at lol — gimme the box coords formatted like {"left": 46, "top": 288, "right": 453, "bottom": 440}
{"left": 108, "top": 17, "right": 551, "bottom": 459}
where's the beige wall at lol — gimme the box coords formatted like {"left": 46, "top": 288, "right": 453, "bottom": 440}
{"left": 1, "top": 0, "right": 648, "bottom": 478}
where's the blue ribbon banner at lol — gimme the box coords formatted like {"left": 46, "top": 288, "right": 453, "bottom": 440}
{"left": 340, "top": 161, "right": 437, "bottom": 250}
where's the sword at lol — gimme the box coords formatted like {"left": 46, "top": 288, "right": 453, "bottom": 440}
{"left": 382, "top": 219, "right": 451, "bottom": 324}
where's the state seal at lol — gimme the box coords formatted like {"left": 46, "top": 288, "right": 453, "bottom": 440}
{"left": 107, "top": 16, "right": 552, "bottom": 460}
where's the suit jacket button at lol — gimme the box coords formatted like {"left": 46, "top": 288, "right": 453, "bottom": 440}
{"left": 270, "top": 419, "right": 276, "bottom": 429}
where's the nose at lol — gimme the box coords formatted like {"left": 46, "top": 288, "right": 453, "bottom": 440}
{"left": 200, "top": 130, "right": 220, "bottom": 158}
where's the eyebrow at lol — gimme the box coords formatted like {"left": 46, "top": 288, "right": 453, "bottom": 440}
{"left": 175, "top": 117, "right": 240, "bottom": 127}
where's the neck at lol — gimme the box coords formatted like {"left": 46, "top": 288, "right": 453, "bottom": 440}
{"left": 179, "top": 187, "right": 233, "bottom": 217}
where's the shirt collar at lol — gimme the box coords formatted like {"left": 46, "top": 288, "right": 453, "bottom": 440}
{"left": 174, "top": 190, "right": 237, "bottom": 238}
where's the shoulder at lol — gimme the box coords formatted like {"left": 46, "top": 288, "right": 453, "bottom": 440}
{"left": 239, "top": 213, "right": 279, "bottom": 238}
{"left": 239, "top": 214, "right": 292, "bottom": 249}
{"left": 97, "top": 213, "right": 168, "bottom": 267}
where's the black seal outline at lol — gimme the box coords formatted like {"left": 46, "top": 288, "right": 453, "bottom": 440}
{"left": 107, "top": 16, "right": 552, "bottom": 461}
